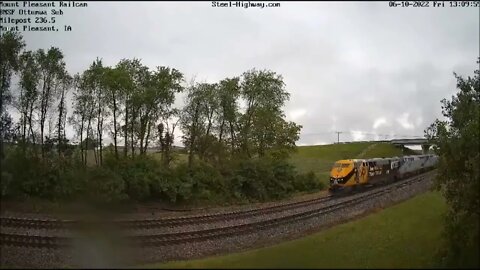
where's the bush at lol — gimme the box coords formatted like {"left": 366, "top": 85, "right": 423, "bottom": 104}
{"left": 104, "top": 154, "right": 159, "bottom": 201}
{"left": 151, "top": 161, "right": 226, "bottom": 203}
{"left": 294, "top": 171, "right": 324, "bottom": 191}
{"left": 270, "top": 160, "right": 296, "bottom": 198}
{"left": 229, "top": 158, "right": 299, "bottom": 201}
{"left": 189, "top": 161, "right": 226, "bottom": 199}
{"left": 1, "top": 147, "right": 91, "bottom": 200}
{"left": 1, "top": 170, "right": 14, "bottom": 198}
{"left": 172, "top": 164, "right": 195, "bottom": 202}
{"left": 150, "top": 166, "right": 178, "bottom": 202}
{"left": 85, "top": 167, "right": 127, "bottom": 203}
{"left": 2, "top": 145, "right": 324, "bottom": 205}
{"left": 2, "top": 148, "right": 41, "bottom": 197}
{"left": 45, "top": 156, "right": 86, "bottom": 200}
{"left": 230, "top": 158, "right": 271, "bottom": 201}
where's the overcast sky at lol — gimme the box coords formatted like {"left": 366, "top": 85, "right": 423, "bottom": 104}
{"left": 9, "top": 1, "right": 480, "bottom": 147}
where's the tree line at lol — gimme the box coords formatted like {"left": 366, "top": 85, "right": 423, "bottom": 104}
{"left": 1, "top": 31, "right": 321, "bottom": 203}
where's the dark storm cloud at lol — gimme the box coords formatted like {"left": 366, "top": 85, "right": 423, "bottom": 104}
{"left": 9, "top": 1, "right": 479, "bottom": 146}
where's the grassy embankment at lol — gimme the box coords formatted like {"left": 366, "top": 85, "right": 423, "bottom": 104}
{"left": 148, "top": 191, "right": 446, "bottom": 269}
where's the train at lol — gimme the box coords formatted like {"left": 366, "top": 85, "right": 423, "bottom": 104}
{"left": 328, "top": 154, "right": 438, "bottom": 192}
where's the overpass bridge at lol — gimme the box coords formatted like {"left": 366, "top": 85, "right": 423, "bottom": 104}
{"left": 390, "top": 138, "right": 433, "bottom": 154}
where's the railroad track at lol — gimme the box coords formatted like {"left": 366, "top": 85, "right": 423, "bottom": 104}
{"left": 0, "top": 169, "right": 437, "bottom": 231}
{"left": 0, "top": 194, "right": 334, "bottom": 231}
{"left": 0, "top": 172, "right": 434, "bottom": 249}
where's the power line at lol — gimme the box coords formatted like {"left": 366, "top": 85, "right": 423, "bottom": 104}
{"left": 335, "top": 131, "right": 342, "bottom": 144}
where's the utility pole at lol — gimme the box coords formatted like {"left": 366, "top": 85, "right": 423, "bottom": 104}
{"left": 336, "top": 131, "right": 342, "bottom": 144}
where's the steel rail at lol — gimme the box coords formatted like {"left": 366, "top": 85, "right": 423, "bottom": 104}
{"left": 0, "top": 173, "right": 431, "bottom": 249}
{"left": 0, "top": 169, "right": 437, "bottom": 231}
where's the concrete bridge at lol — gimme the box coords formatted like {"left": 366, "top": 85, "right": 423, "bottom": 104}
{"left": 390, "top": 138, "right": 432, "bottom": 154}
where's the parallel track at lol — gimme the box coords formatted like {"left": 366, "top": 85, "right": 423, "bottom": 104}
{"left": 0, "top": 195, "right": 333, "bottom": 230}
{"left": 1, "top": 169, "right": 436, "bottom": 231}
{"left": 0, "top": 171, "right": 433, "bottom": 249}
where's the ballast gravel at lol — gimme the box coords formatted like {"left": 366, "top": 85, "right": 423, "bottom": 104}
{"left": 0, "top": 174, "right": 434, "bottom": 268}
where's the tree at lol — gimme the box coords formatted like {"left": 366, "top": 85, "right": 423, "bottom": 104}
{"left": 0, "top": 113, "right": 17, "bottom": 144}
{"left": 70, "top": 71, "right": 94, "bottom": 166}
{"left": 197, "top": 82, "right": 219, "bottom": 160}
{"left": 80, "top": 137, "right": 98, "bottom": 150}
{"left": 69, "top": 74, "right": 85, "bottom": 164}
{"left": 238, "top": 69, "right": 290, "bottom": 158}
{"left": 36, "top": 47, "right": 67, "bottom": 158}
{"left": 157, "top": 119, "right": 179, "bottom": 167}
{"left": 0, "top": 31, "right": 25, "bottom": 158}
{"left": 103, "top": 66, "right": 131, "bottom": 159}
{"left": 261, "top": 116, "right": 302, "bottom": 160}
{"left": 216, "top": 77, "right": 240, "bottom": 156}
{"left": 56, "top": 70, "right": 72, "bottom": 156}
{"left": 135, "top": 66, "right": 183, "bottom": 155}
{"left": 17, "top": 50, "right": 40, "bottom": 150}
{"left": 116, "top": 58, "right": 143, "bottom": 157}
{"left": 180, "top": 70, "right": 301, "bottom": 167}
{"left": 82, "top": 61, "right": 100, "bottom": 165}
{"left": 425, "top": 59, "right": 479, "bottom": 268}
{"left": 89, "top": 58, "right": 107, "bottom": 165}
{"left": 69, "top": 59, "right": 106, "bottom": 166}
{"left": 181, "top": 81, "right": 207, "bottom": 168}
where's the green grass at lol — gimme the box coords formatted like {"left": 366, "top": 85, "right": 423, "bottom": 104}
{"left": 147, "top": 191, "right": 447, "bottom": 269}
{"left": 290, "top": 142, "right": 413, "bottom": 186}
{"left": 357, "top": 143, "right": 416, "bottom": 159}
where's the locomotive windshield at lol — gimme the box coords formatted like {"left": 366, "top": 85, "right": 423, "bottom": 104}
{"left": 334, "top": 163, "right": 350, "bottom": 168}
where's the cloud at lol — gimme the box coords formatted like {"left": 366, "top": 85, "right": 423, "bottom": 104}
{"left": 372, "top": 117, "right": 387, "bottom": 129}
{"left": 314, "top": 141, "right": 329, "bottom": 146}
{"left": 287, "top": 109, "right": 307, "bottom": 122}
{"left": 350, "top": 131, "right": 367, "bottom": 141}
{"left": 396, "top": 113, "right": 415, "bottom": 130}
{"left": 5, "top": 2, "right": 478, "bottom": 146}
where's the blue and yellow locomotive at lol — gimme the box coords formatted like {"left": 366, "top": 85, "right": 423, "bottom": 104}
{"left": 328, "top": 154, "right": 438, "bottom": 192}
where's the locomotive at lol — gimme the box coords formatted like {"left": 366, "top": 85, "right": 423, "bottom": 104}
{"left": 328, "top": 154, "right": 438, "bottom": 192}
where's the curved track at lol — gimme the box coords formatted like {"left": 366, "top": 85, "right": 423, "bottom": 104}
{"left": 0, "top": 171, "right": 435, "bottom": 249}
{"left": 0, "top": 194, "right": 333, "bottom": 230}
